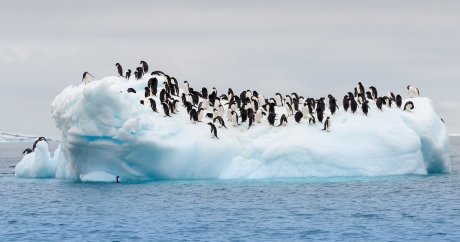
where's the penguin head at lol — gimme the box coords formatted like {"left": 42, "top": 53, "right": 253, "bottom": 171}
{"left": 115, "top": 63, "right": 120, "bottom": 66}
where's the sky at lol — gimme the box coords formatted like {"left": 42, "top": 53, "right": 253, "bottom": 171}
{"left": 1, "top": 0, "right": 459, "bottom": 138}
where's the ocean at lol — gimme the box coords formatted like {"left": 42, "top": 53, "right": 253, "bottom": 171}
{"left": 1, "top": 138, "right": 459, "bottom": 241}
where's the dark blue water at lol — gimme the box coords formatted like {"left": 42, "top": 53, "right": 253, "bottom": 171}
{"left": 1, "top": 139, "right": 459, "bottom": 241}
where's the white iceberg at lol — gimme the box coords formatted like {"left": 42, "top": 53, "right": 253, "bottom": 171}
{"left": 15, "top": 75, "right": 451, "bottom": 181}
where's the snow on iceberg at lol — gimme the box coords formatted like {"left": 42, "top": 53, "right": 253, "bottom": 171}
{"left": 15, "top": 75, "right": 450, "bottom": 181}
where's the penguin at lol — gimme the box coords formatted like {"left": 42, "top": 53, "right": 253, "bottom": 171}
{"left": 268, "top": 112, "right": 276, "bottom": 126}
{"left": 389, "top": 92, "right": 396, "bottom": 102}
{"left": 183, "top": 81, "right": 190, "bottom": 95}
{"left": 350, "top": 98, "right": 358, "bottom": 114}
{"left": 116, "top": 176, "right": 120, "bottom": 183}
{"left": 32, "top": 137, "right": 47, "bottom": 151}
{"left": 404, "top": 101, "right": 415, "bottom": 111}
{"left": 302, "top": 103, "right": 310, "bottom": 119}
{"left": 115, "top": 63, "right": 123, "bottom": 77}
{"left": 369, "top": 86, "right": 378, "bottom": 99}
{"left": 202, "top": 87, "right": 208, "bottom": 99}
{"left": 127, "top": 88, "right": 136, "bottom": 93}
{"left": 294, "top": 111, "right": 303, "bottom": 123}
{"left": 171, "top": 77, "right": 179, "bottom": 96}
{"left": 255, "top": 109, "right": 266, "bottom": 123}
{"left": 190, "top": 108, "right": 198, "bottom": 123}
{"left": 357, "top": 82, "right": 365, "bottom": 95}
{"left": 362, "top": 101, "right": 370, "bottom": 116}
{"left": 149, "top": 78, "right": 158, "bottom": 96}
{"left": 213, "top": 116, "right": 228, "bottom": 128}
{"left": 322, "top": 117, "right": 331, "bottom": 132}
{"left": 82, "top": 71, "right": 94, "bottom": 84}
{"left": 407, "top": 85, "right": 420, "bottom": 98}
{"left": 343, "top": 95, "right": 350, "bottom": 112}
{"left": 207, "top": 122, "right": 219, "bottom": 139}
{"left": 384, "top": 96, "right": 392, "bottom": 108}
{"left": 22, "top": 148, "right": 33, "bottom": 155}
{"left": 396, "top": 95, "right": 402, "bottom": 108}
{"left": 240, "top": 108, "right": 248, "bottom": 123}
{"left": 247, "top": 108, "right": 255, "bottom": 129}
{"left": 140, "top": 60, "right": 149, "bottom": 74}
{"left": 135, "top": 67, "right": 143, "bottom": 79}
{"left": 140, "top": 100, "right": 144, "bottom": 105}
{"left": 144, "top": 87, "right": 150, "bottom": 98}
{"left": 162, "top": 102, "right": 171, "bottom": 117}
{"left": 197, "top": 108, "right": 205, "bottom": 122}
{"left": 285, "top": 102, "right": 294, "bottom": 117}
{"left": 328, "top": 94, "right": 339, "bottom": 115}
{"left": 376, "top": 97, "right": 384, "bottom": 111}
{"left": 366, "top": 91, "right": 373, "bottom": 100}
{"left": 317, "top": 110, "right": 324, "bottom": 123}
{"left": 148, "top": 98, "right": 158, "bottom": 112}
{"left": 278, "top": 114, "right": 288, "bottom": 127}
{"left": 231, "top": 110, "right": 239, "bottom": 127}
{"left": 125, "top": 69, "right": 131, "bottom": 79}
{"left": 275, "top": 93, "right": 283, "bottom": 107}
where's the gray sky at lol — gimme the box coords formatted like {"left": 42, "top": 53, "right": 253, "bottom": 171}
{"left": 1, "top": 0, "right": 459, "bottom": 138}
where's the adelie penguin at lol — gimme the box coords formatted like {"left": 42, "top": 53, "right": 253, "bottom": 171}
{"left": 207, "top": 122, "right": 219, "bottom": 139}
{"left": 396, "top": 95, "right": 402, "bottom": 108}
{"left": 278, "top": 114, "right": 288, "bottom": 127}
{"left": 343, "top": 95, "right": 350, "bottom": 112}
{"left": 247, "top": 108, "right": 255, "bottom": 130}
{"left": 350, "top": 98, "right": 358, "bottom": 114}
{"left": 125, "top": 69, "right": 131, "bottom": 79}
{"left": 140, "top": 60, "right": 149, "bottom": 74}
{"left": 404, "top": 101, "right": 415, "bottom": 111}
{"left": 115, "top": 63, "right": 123, "bottom": 77}
{"left": 268, "top": 112, "right": 276, "bottom": 126}
{"left": 362, "top": 101, "right": 370, "bottom": 116}
{"left": 32, "top": 137, "right": 47, "bottom": 151}
{"left": 294, "top": 111, "right": 303, "bottom": 123}
{"left": 82, "top": 71, "right": 94, "bottom": 84}
{"left": 148, "top": 98, "right": 158, "bottom": 112}
{"left": 144, "top": 87, "right": 151, "bottom": 98}
{"left": 127, "top": 88, "right": 136, "bottom": 93}
{"left": 162, "top": 102, "right": 171, "bottom": 117}
{"left": 231, "top": 110, "right": 239, "bottom": 127}
{"left": 22, "top": 148, "right": 33, "bottom": 155}
{"left": 376, "top": 97, "right": 384, "bottom": 111}
{"left": 322, "top": 117, "right": 331, "bottom": 132}
{"left": 369, "top": 86, "right": 378, "bottom": 99}
{"left": 407, "top": 85, "right": 420, "bottom": 98}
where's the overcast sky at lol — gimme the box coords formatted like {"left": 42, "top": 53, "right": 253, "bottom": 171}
{"left": 1, "top": 0, "right": 459, "bottom": 138}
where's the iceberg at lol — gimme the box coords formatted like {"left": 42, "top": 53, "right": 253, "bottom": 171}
{"left": 15, "top": 75, "right": 451, "bottom": 181}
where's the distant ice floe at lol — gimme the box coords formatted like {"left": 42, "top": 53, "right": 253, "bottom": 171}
{"left": 15, "top": 76, "right": 451, "bottom": 181}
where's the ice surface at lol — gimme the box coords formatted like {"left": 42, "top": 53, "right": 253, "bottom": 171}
{"left": 15, "top": 75, "right": 451, "bottom": 181}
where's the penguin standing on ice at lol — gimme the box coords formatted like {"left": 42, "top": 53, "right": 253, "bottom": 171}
{"left": 322, "top": 117, "right": 331, "bottom": 132}
{"left": 404, "top": 101, "right": 415, "bottom": 111}
{"left": 268, "top": 112, "right": 276, "bottom": 126}
{"left": 255, "top": 109, "right": 266, "bottom": 123}
{"left": 343, "top": 95, "right": 350, "bottom": 112}
{"left": 294, "top": 111, "right": 303, "bottom": 123}
{"left": 125, "top": 69, "right": 131, "bottom": 79}
{"left": 362, "top": 101, "right": 370, "bottom": 116}
{"left": 162, "top": 102, "right": 171, "bottom": 117}
{"left": 278, "top": 114, "right": 288, "bottom": 127}
{"left": 148, "top": 98, "right": 158, "bottom": 112}
{"left": 407, "top": 85, "right": 420, "bottom": 98}
{"left": 350, "top": 98, "right": 358, "bottom": 114}
{"left": 369, "top": 86, "right": 378, "bottom": 99}
{"left": 207, "top": 122, "right": 219, "bottom": 139}
{"left": 148, "top": 78, "right": 158, "bottom": 96}
{"left": 376, "top": 97, "right": 384, "bottom": 111}
{"left": 231, "top": 110, "right": 239, "bottom": 127}
{"left": 140, "top": 60, "right": 149, "bottom": 74}
{"left": 82, "top": 72, "right": 94, "bottom": 84}
{"left": 396, "top": 95, "right": 402, "bottom": 108}
{"left": 32, "top": 137, "right": 48, "bottom": 151}
{"left": 144, "top": 87, "right": 150, "bottom": 98}
{"left": 115, "top": 63, "right": 123, "bottom": 77}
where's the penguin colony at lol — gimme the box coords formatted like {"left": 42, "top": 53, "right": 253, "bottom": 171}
{"left": 82, "top": 62, "right": 420, "bottom": 139}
